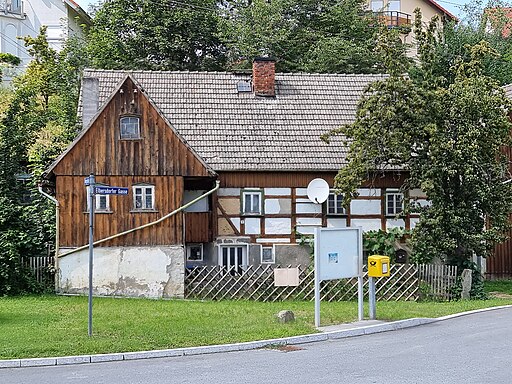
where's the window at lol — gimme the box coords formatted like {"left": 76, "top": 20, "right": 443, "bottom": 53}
{"left": 371, "top": 0, "right": 384, "bottom": 11}
{"left": 242, "top": 189, "right": 262, "bottom": 215}
{"left": 388, "top": 0, "right": 400, "bottom": 12}
{"left": 7, "top": 0, "right": 22, "bottom": 14}
{"left": 133, "top": 184, "right": 155, "bottom": 210}
{"left": 386, "top": 191, "right": 403, "bottom": 216}
{"left": 120, "top": 116, "right": 140, "bottom": 139}
{"left": 327, "top": 191, "right": 345, "bottom": 215}
{"left": 220, "top": 245, "right": 247, "bottom": 275}
{"left": 16, "top": 173, "right": 32, "bottom": 205}
{"left": 187, "top": 244, "right": 203, "bottom": 262}
{"left": 86, "top": 185, "right": 111, "bottom": 212}
{"left": 261, "top": 247, "right": 275, "bottom": 264}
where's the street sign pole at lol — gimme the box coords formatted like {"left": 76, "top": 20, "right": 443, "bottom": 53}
{"left": 314, "top": 227, "right": 321, "bottom": 328}
{"left": 87, "top": 174, "right": 95, "bottom": 337}
{"left": 358, "top": 229, "right": 364, "bottom": 321}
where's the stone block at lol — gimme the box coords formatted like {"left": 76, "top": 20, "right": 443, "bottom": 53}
{"left": 461, "top": 269, "right": 472, "bottom": 300}
{"left": 0, "top": 359, "right": 21, "bottom": 368}
{"left": 20, "top": 358, "right": 57, "bottom": 367}
{"left": 56, "top": 355, "right": 91, "bottom": 365}
{"left": 277, "top": 310, "right": 295, "bottom": 323}
{"left": 90, "top": 353, "right": 125, "bottom": 363}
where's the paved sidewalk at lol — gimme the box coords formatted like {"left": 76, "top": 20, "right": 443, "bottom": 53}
{"left": 1, "top": 305, "right": 511, "bottom": 370}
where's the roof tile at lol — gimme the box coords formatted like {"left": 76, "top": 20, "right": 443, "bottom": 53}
{"left": 80, "top": 69, "right": 385, "bottom": 171}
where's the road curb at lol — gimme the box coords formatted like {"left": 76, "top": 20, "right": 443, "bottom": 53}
{"left": 2, "top": 305, "right": 511, "bottom": 369}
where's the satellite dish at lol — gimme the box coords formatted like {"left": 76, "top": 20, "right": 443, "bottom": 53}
{"left": 307, "top": 178, "right": 330, "bottom": 204}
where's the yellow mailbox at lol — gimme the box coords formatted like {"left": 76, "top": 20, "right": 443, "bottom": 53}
{"left": 368, "top": 255, "right": 390, "bottom": 277}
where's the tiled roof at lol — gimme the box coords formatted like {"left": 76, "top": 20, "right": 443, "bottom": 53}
{"left": 81, "top": 69, "right": 386, "bottom": 172}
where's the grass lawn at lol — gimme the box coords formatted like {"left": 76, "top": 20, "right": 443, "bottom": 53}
{"left": 484, "top": 280, "right": 512, "bottom": 296}
{"left": 1, "top": 293, "right": 512, "bottom": 360}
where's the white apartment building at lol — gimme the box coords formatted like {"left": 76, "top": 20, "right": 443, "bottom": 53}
{"left": 0, "top": 0, "right": 90, "bottom": 79}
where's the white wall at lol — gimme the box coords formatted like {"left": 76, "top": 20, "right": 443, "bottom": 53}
{"left": 0, "top": 0, "right": 89, "bottom": 79}
{"left": 58, "top": 246, "right": 185, "bottom": 298}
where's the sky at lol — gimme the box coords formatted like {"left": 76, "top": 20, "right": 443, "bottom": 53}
{"left": 72, "top": 1, "right": 473, "bottom": 19}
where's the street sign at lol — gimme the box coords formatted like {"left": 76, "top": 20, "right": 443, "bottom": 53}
{"left": 94, "top": 186, "right": 129, "bottom": 195}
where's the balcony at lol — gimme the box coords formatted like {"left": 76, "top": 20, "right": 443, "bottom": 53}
{"left": 0, "top": 0, "right": 22, "bottom": 15}
{"left": 374, "top": 11, "right": 412, "bottom": 29}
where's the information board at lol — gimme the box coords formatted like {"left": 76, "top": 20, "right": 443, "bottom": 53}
{"left": 315, "top": 227, "right": 362, "bottom": 280}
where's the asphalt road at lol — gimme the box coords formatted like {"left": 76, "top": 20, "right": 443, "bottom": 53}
{"left": 2, "top": 308, "right": 511, "bottom": 384}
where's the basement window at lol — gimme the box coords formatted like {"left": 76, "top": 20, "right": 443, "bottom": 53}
{"left": 187, "top": 244, "right": 204, "bottom": 262}
{"left": 261, "top": 247, "right": 275, "bottom": 264}
{"left": 120, "top": 116, "right": 140, "bottom": 139}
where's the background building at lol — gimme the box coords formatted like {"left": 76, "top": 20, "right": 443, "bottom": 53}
{"left": 0, "top": 0, "right": 90, "bottom": 81}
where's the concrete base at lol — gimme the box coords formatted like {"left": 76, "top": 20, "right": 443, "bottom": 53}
{"left": 57, "top": 246, "right": 185, "bottom": 298}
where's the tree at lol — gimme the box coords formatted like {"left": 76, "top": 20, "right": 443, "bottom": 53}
{"left": 0, "top": 27, "right": 84, "bottom": 295}
{"left": 221, "top": 0, "right": 385, "bottom": 73}
{"left": 87, "top": 0, "right": 226, "bottom": 71}
{"left": 431, "top": 1, "right": 512, "bottom": 85}
{"left": 0, "top": 53, "right": 21, "bottom": 82}
{"left": 324, "top": 11, "right": 512, "bottom": 272}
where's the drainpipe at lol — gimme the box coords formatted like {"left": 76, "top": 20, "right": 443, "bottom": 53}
{"left": 59, "top": 180, "right": 220, "bottom": 257}
{"left": 38, "top": 186, "right": 59, "bottom": 291}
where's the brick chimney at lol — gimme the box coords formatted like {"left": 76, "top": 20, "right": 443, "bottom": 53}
{"left": 253, "top": 57, "right": 276, "bottom": 97}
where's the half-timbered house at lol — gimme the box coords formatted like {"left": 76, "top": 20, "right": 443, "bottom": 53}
{"left": 45, "top": 59, "right": 428, "bottom": 297}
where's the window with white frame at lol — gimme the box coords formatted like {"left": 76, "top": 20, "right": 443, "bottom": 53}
{"left": 86, "top": 185, "right": 111, "bottom": 212}
{"left": 187, "top": 244, "right": 203, "bottom": 262}
{"left": 327, "top": 191, "right": 345, "bottom": 215}
{"left": 386, "top": 191, "right": 403, "bottom": 216}
{"left": 242, "top": 189, "right": 262, "bottom": 215}
{"left": 120, "top": 116, "right": 140, "bottom": 139}
{"left": 261, "top": 247, "right": 275, "bottom": 264}
{"left": 133, "top": 184, "right": 155, "bottom": 210}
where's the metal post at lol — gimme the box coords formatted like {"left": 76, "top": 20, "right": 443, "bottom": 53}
{"left": 88, "top": 174, "right": 95, "bottom": 336}
{"left": 357, "top": 229, "right": 364, "bottom": 321}
{"left": 358, "top": 276, "right": 364, "bottom": 321}
{"left": 369, "top": 276, "right": 376, "bottom": 320}
{"left": 314, "top": 227, "right": 321, "bottom": 328}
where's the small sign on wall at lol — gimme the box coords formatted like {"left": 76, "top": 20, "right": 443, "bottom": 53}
{"left": 274, "top": 267, "right": 300, "bottom": 287}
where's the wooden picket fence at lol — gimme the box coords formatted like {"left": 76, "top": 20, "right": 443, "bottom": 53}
{"left": 417, "top": 264, "right": 458, "bottom": 301}
{"left": 21, "top": 256, "right": 55, "bottom": 285}
{"left": 185, "top": 263, "right": 458, "bottom": 302}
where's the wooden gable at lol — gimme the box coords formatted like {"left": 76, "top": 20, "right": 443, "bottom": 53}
{"left": 52, "top": 76, "right": 213, "bottom": 178}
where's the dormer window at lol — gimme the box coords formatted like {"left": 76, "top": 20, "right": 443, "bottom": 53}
{"left": 120, "top": 116, "right": 140, "bottom": 139}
